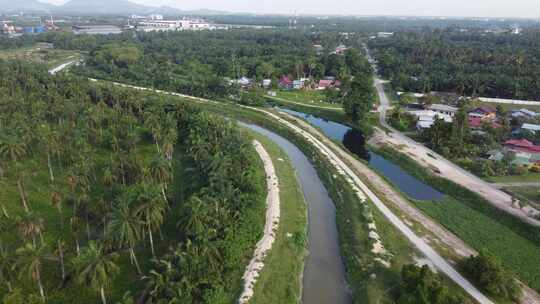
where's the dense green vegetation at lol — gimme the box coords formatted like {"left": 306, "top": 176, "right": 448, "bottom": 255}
{"left": 373, "top": 145, "right": 540, "bottom": 293}
{"left": 397, "top": 265, "right": 463, "bottom": 304}
{"left": 0, "top": 61, "right": 266, "bottom": 303}
{"left": 461, "top": 250, "right": 521, "bottom": 301}
{"left": 370, "top": 29, "right": 540, "bottom": 100}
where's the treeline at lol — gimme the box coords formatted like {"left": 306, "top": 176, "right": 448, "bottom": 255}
{"left": 0, "top": 60, "right": 265, "bottom": 303}
{"left": 370, "top": 29, "right": 540, "bottom": 100}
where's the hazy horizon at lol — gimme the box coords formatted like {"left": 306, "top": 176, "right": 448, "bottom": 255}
{"left": 38, "top": 0, "right": 540, "bottom": 19}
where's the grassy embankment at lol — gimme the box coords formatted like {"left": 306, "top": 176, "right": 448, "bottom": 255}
{"left": 241, "top": 130, "right": 308, "bottom": 304}
{"left": 272, "top": 90, "right": 342, "bottom": 109}
{"left": 0, "top": 45, "right": 82, "bottom": 68}
{"left": 181, "top": 99, "right": 473, "bottom": 303}
{"left": 485, "top": 173, "right": 540, "bottom": 183}
{"left": 372, "top": 145, "right": 540, "bottom": 295}
{"left": 504, "top": 187, "right": 540, "bottom": 209}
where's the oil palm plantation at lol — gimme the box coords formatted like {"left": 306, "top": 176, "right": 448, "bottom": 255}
{"left": 14, "top": 243, "right": 53, "bottom": 302}
{"left": 72, "top": 241, "right": 120, "bottom": 304}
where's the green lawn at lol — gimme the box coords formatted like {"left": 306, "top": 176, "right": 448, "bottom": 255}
{"left": 273, "top": 90, "right": 343, "bottom": 109}
{"left": 244, "top": 130, "right": 308, "bottom": 304}
{"left": 0, "top": 46, "right": 82, "bottom": 68}
{"left": 485, "top": 173, "right": 540, "bottom": 183}
{"left": 473, "top": 101, "right": 540, "bottom": 112}
{"left": 505, "top": 187, "right": 540, "bottom": 208}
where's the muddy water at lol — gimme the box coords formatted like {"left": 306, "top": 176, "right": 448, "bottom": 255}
{"left": 241, "top": 123, "right": 352, "bottom": 304}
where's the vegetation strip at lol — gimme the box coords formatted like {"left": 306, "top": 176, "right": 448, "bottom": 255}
{"left": 239, "top": 141, "right": 281, "bottom": 304}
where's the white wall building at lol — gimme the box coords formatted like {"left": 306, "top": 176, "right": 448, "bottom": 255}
{"left": 137, "top": 19, "right": 213, "bottom": 32}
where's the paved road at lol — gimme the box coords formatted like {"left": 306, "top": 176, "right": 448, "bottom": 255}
{"left": 266, "top": 95, "right": 343, "bottom": 111}
{"left": 493, "top": 182, "right": 540, "bottom": 188}
{"left": 93, "top": 78, "right": 495, "bottom": 303}
{"left": 48, "top": 60, "right": 79, "bottom": 75}
{"left": 365, "top": 47, "right": 540, "bottom": 226}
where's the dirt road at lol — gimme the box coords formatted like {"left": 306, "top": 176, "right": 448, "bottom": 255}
{"left": 369, "top": 53, "right": 540, "bottom": 226}
{"left": 239, "top": 140, "right": 281, "bottom": 304}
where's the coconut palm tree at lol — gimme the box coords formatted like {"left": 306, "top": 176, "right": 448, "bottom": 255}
{"left": 14, "top": 243, "right": 53, "bottom": 302}
{"left": 50, "top": 189, "right": 64, "bottom": 230}
{"left": 0, "top": 135, "right": 26, "bottom": 163}
{"left": 72, "top": 241, "right": 119, "bottom": 304}
{"left": 134, "top": 184, "right": 167, "bottom": 257}
{"left": 0, "top": 245, "right": 13, "bottom": 293}
{"left": 149, "top": 155, "right": 172, "bottom": 202}
{"left": 107, "top": 199, "right": 142, "bottom": 274}
{"left": 16, "top": 212, "right": 45, "bottom": 246}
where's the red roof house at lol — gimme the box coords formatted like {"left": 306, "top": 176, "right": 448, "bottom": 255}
{"left": 279, "top": 76, "right": 293, "bottom": 89}
{"left": 468, "top": 117, "right": 501, "bottom": 129}
{"left": 504, "top": 139, "right": 540, "bottom": 154}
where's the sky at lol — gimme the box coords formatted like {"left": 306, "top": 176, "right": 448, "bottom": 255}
{"left": 40, "top": 0, "right": 540, "bottom": 18}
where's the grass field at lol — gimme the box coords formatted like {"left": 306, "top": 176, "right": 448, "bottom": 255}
{"left": 0, "top": 46, "right": 82, "bottom": 68}
{"left": 244, "top": 130, "right": 308, "bottom": 304}
{"left": 273, "top": 90, "right": 343, "bottom": 109}
{"left": 485, "top": 173, "right": 540, "bottom": 183}
{"left": 473, "top": 100, "right": 540, "bottom": 112}
{"left": 505, "top": 187, "right": 540, "bottom": 209}
{"left": 374, "top": 146, "right": 540, "bottom": 294}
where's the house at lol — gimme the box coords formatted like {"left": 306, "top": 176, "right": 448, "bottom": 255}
{"left": 236, "top": 77, "right": 252, "bottom": 88}
{"left": 293, "top": 80, "right": 304, "bottom": 90}
{"left": 504, "top": 139, "right": 540, "bottom": 155}
{"left": 333, "top": 45, "right": 348, "bottom": 55}
{"left": 511, "top": 108, "right": 538, "bottom": 118}
{"left": 262, "top": 79, "right": 272, "bottom": 88}
{"left": 279, "top": 76, "right": 293, "bottom": 89}
{"left": 469, "top": 106, "right": 497, "bottom": 120}
{"left": 318, "top": 79, "right": 334, "bottom": 90}
{"left": 486, "top": 149, "right": 505, "bottom": 162}
{"left": 428, "top": 104, "right": 459, "bottom": 117}
{"left": 377, "top": 32, "right": 394, "bottom": 38}
{"left": 468, "top": 117, "right": 502, "bottom": 129}
{"left": 522, "top": 123, "right": 540, "bottom": 134}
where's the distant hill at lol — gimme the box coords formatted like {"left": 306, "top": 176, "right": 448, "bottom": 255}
{"left": 0, "top": 0, "right": 229, "bottom": 16}
{"left": 58, "top": 0, "right": 152, "bottom": 15}
{"left": 0, "top": 0, "right": 54, "bottom": 12}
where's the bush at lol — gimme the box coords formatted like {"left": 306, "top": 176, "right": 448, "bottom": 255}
{"left": 509, "top": 165, "right": 529, "bottom": 176}
{"left": 462, "top": 250, "right": 521, "bottom": 301}
{"left": 397, "top": 265, "right": 463, "bottom": 304}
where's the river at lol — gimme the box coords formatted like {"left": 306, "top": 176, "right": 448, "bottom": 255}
{"left": 278, "top": 108, "right": 444, "bottom": 201}
{"left": 241, "top": 123, "right": 352, "bottom": 304}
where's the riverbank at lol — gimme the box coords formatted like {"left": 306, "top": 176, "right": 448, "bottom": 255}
{"left": 238, "top": 140, "right": 282, "bottom": 304}
{"left": 242, "top": 132, "right": 308, "bottom": 304}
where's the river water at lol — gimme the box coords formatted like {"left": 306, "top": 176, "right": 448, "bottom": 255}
{"left": 279, "top": 108, "right": 444, "bottom": 201}
{"left": 241, "top": 123, "right": 352, "bottom": 304}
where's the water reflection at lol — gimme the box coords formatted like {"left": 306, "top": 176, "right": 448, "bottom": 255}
{"left": 278, "top": 107, "right": 444, "bottom": 201}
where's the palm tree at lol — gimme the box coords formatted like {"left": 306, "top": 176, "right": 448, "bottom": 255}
{"left": 150, "top": 155, "right": 172, "bottom": 202}
{"left": 73, "top": 241, "right": 120, "bottom": 304}
{"left": 0, "top": 135, "right": 26, "bottom": 163}
{"left": 134, "top": 184, "right": 167, "bottom": 257}
{"left": 14, "top": 243, "right": 53, "bottom": 302}
{"left": 16, "top": 212, "right": 45, "bottom": 246}
{"left": 0, "top": 246, "right": 13, "bottom": 293}
{"left": 107, "top": 199, "right": 142, "bottom": 274}
{"left": 50, "top": 189, "right": 64, "bottom": 230}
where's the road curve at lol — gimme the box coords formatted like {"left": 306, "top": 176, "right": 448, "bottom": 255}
{"left": 89, "top": 77, "right": 495, "bottom": 304}
{"left": 365, "top": 47, "right": 540, "bottom": 226}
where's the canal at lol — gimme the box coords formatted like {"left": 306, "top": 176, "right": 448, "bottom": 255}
{"left": 279, "top": 108, "right": 444, "bottom": 201}
{"left": 241, "top": 123, "right": 352, "bottom": 304}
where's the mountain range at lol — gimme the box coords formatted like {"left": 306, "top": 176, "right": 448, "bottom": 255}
{"left": 0, "top": 0, "right": 226, "bottom": 15}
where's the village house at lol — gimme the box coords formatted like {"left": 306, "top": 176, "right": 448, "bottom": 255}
{"left": 521, "top": 123, "right": 540, "bottom": 134}
{"left": 511, "top": 108, "right": 538, "bottom": 119}
{"left": 468, "top": 117, "right": 502, "bottom": 129}
{"left": 262, "top": 79, "right": 272, "bottom": 88}
{"left": 428, "top": 104, "right": 459, "bottom": 117}
{"left": 278, "top": 76, "right": 293, "bottom": 90}
{"left": 504, "top": 139, "right": 540, "bottom": 155}
{"left": 469, "top": 106, "right": 497, "bottom": 120}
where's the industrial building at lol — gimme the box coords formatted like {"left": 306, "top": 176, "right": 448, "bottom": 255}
{"left": 72, "top": 25, "right": 123, "bottom": 35}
